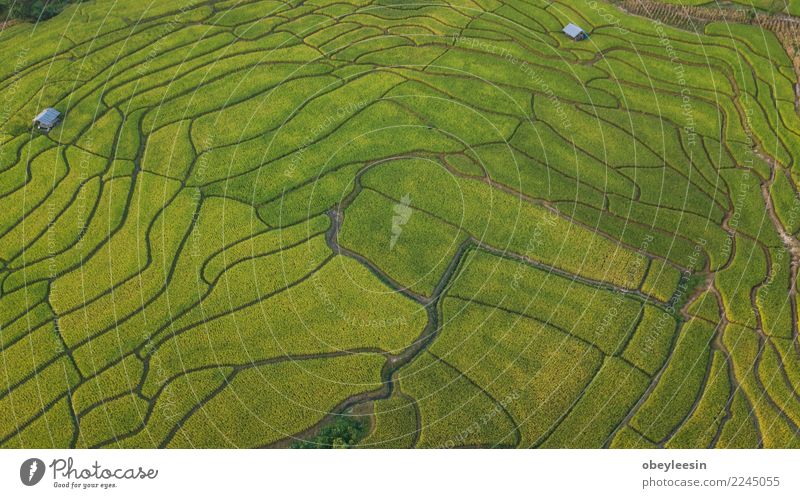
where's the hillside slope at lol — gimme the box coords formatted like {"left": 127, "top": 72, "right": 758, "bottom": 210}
{"left": 1, "top": 0, "right": 799, "bottom": 448}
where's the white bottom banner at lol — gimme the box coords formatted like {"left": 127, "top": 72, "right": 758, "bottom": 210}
{"left": 0, "top": 450, "right": 796, "bottom": 497}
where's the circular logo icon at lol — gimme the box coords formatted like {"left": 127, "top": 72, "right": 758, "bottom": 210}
{"left": 20, "top": 458, "right": 45, "bottom": 486}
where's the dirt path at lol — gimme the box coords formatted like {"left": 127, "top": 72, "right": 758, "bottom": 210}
{"left": 276, "top": 146, "right": 696, "bottom": 447}
{"left": 266, "top": 170, "right": 475, "bottom": 446}
{"left": 757, "top": 154, "right": 800, "bottom": 347}
{"left": 0, "top": 20, "right": 19, "bottom": 32}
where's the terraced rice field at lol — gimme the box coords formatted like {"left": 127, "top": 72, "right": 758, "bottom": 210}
{"left": 1, "top": 0, "right": 800, "bottom": 448}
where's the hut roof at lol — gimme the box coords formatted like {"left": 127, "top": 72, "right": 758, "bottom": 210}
{"left": 562, "top": 23, "right": 586, "bottom": 39}
{"left": 34, "top": 108, "right": 61, "bottom": 127}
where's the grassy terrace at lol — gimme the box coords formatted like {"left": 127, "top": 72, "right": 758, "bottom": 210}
{"left": 1, "top": 0, "right": 799, "bottom": 448}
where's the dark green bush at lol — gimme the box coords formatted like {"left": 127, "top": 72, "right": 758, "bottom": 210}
{"left": 1, "top": 0, "right": 82, "bottom": 22}
{"left": 292, "top": 416, "right": 367, "bottom": 449}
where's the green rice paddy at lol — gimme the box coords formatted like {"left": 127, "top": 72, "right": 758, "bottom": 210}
{"left": 1, "top": 0, "right": 799, "bottom": 448}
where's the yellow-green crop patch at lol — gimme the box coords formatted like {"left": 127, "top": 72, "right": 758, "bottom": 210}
{"left": 357, "top": 391, "right": 418, "bottom": 448}
{"left": 2, "top": 0, "right": 800, "bottom": 449}
{"left": 630, "top": 318, "right": 715, "bottom": 443}
{"left": 166, "top": 354, "right": 385, "bottom": 447}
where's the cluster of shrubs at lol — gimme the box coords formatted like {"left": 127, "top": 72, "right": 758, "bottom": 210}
{"left": 292, "top": 416, "right": 367, "bottom": 449}
{"left": 1, "top": 0, "right": 82, "bottom": 21}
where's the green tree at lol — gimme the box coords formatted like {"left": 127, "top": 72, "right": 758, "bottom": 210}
{"left": 291, "top": 416, "right": 367, "bottom": 449}
{"left": 1, "top": 0, "right": 79, "bottom": 22}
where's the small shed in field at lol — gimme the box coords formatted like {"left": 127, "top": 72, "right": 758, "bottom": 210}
{"left": 33, "top": 108, "right": 61, "bottom": 131}
{"left": 562, "top": 23, "right": 587, "bottom": 41}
